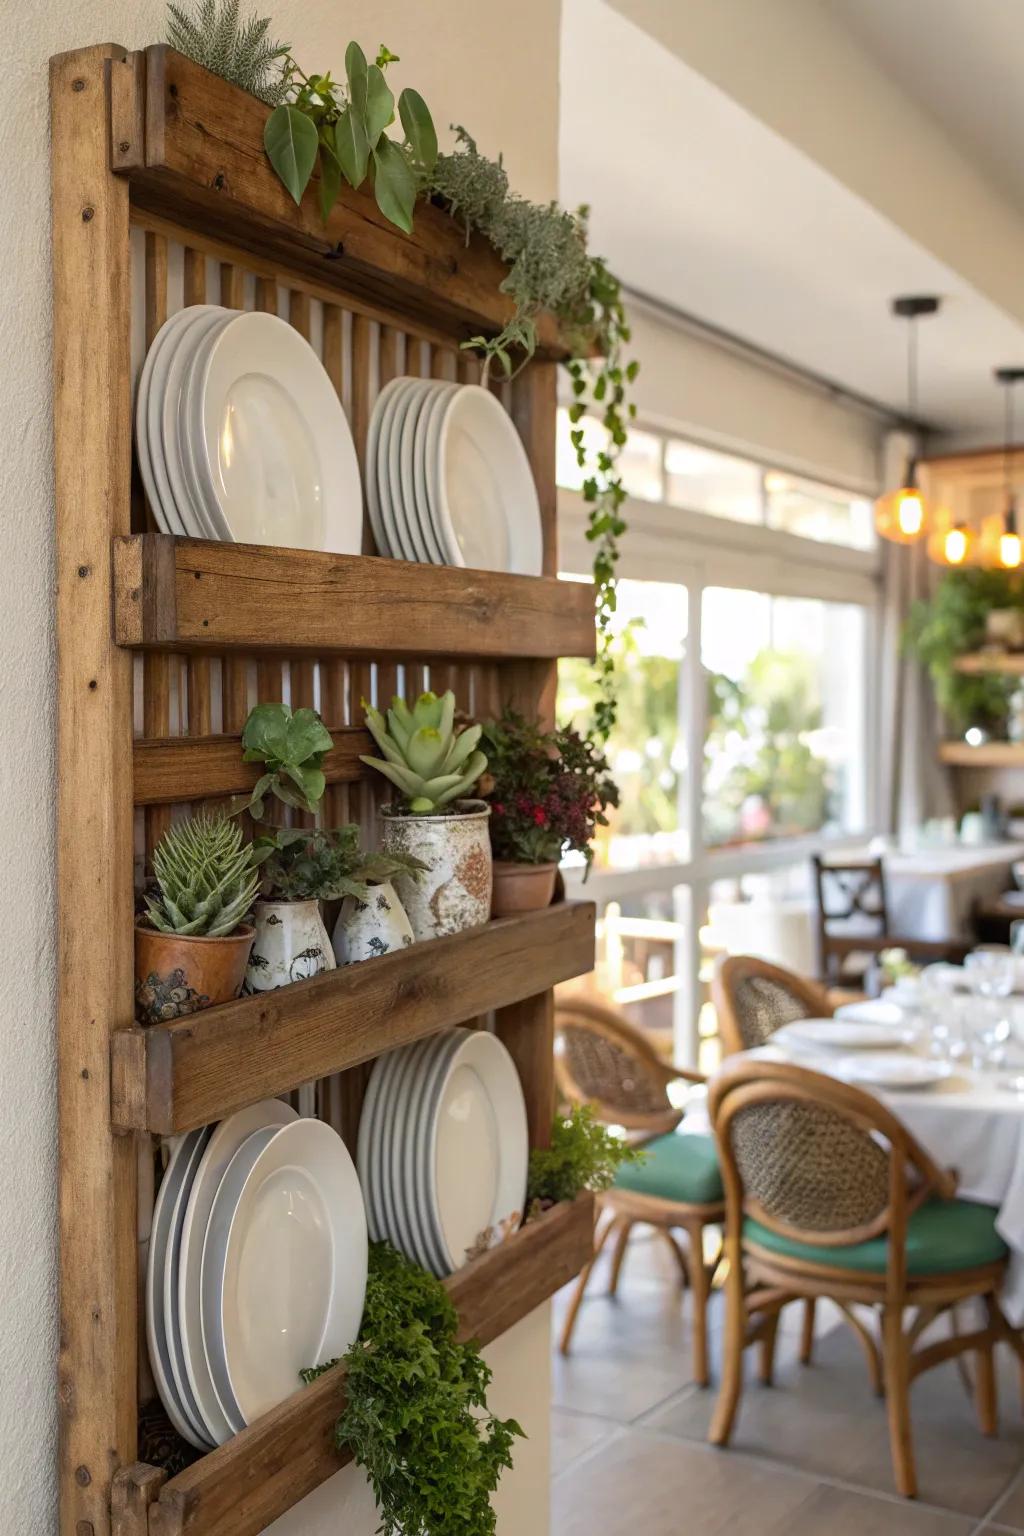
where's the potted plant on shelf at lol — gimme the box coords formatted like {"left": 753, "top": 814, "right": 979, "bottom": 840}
{"left": 361, "top": 690, "right": 491, "bottom": 940}
{"left": 479, "top": 710, "right": 618, "bottom": 916}
{"left": 134, "top": 812, "right": 259, "bottom": 1023}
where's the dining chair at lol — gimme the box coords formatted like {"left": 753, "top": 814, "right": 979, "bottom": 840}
{"left": 707, "top": 1054, "right": 1022, "bottom": 1498}
{"left": 554, "top": 997, "right": 725, "bottom": 1386}
{"left": 811, "top": 855, "right": 970, "bottom": 989}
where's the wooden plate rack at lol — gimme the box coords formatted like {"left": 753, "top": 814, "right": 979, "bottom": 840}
{"left": 53, "top": 43, "right": 596, "bottom": 1536}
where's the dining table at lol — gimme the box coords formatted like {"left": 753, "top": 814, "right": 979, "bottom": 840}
{"left": 883, "top": 841, "right": 1024, "bottom": 943}
{"left": 743, "top": 1016, "right": 1024, "bottom": 1325}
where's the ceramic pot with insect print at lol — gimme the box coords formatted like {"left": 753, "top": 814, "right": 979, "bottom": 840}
{"left": 245, "top": 899, "right": 336, "bottom": 992}
{"left": 332, "top": 880, "right": 416, "bottom": 965}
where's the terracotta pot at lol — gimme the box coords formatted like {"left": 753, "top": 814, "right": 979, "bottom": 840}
{"left": 379, "top": 799, "right": 492, "bottom": 941}
{"left": 491, "top": 861, "right": 558, "bottom": 918}
{"left": 245, "top": 899, "right": 336, "bottom": 992}
{"left": 332, "top": 880, "right": 416, "bottom": 964}
{"left": 134, "top": 922, "right": 255, "bottom": 1025}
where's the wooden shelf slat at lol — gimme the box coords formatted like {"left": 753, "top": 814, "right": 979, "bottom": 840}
{"left": 938, "top": 741, "right": 1024, "bottom": 766}
{"left": 113, "top": 536, "right": 596, "bottom": 661}
{"left": 140, "top": 1195, "right": 593, "bottom": 1536}
{"left": 133, "top": 728, "right": 371, "bottom": 806}
{"left": 954, "top": 652, "right": 1024, "bottom": 676}
{"left": 112, "top": 901, "right": 596, "bottom": 1134}
{"left": 110, "top": 47, "right": 567, "bottom": 357}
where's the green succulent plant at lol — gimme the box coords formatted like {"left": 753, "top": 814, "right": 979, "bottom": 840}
{"left": 361, "top": 691, "right": 487, "bottom": 814}
{"left": 144, "top": 814, "right": 260, "bottom": 937}
{"left": 241, "top": 701, "right": 334, "bottom": 819}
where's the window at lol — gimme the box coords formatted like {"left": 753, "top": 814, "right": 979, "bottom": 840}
{"left": 765, "top": 470, "right": 873, "bottom": 550}
{"left": 664, "top": 439, "right": 762, "bottom": 523}
{"left": 702, "top": 589, "right": 867, "bottom": 848}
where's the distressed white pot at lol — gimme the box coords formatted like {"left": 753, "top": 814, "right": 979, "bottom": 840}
{"left": 245, "top": 899, "right": 336, "bottom": 992}
{"left": 332, "top": 880, "right": 416, "bottom": 965}
{"left": 379, "top": 800, "right": 492, "bottom": 941}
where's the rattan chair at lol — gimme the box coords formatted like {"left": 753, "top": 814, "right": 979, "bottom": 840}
{"left": 708, "top": 1055, "right": 1023, "bottom": 1498}
{"left": 712, "top": 953, "right": 833, "bottom": 1057}
{"left": 554, "top": 998, "right": 725, "bottom": 1386}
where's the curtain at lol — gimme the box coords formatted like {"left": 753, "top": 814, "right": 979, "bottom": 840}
{"left": 875, "top": 431, "right": 956, "bottom": 837}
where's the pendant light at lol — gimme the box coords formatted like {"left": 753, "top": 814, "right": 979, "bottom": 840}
{"left": 874, "top": 295, "right": 940, "bottom": 543}
{"left": 995, "top": 367, "right": 1024, "bottom": 570}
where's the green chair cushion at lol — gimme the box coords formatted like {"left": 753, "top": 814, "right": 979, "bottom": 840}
{"left": 744, "top": 1197, "right": 1007, "bottom": 1276}
{"left": 614, "top": 1131, "right": 723, "bottom": 1206}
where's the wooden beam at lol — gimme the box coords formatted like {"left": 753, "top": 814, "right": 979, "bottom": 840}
{"left": 133, "top": 729, "right": 371, "bottom": 805}
{"left": 52, "top": 43, "right": 138, "bottom": 1536}
{"left": 111, "top": 902, "right": 596, "bottom": 1134}
{"left": 112, "top": 536, "right": 596, "bottom": 660}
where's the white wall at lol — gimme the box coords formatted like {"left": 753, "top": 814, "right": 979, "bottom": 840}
{"left": 0, "top": 4, "right": 559, "bottom": 1532}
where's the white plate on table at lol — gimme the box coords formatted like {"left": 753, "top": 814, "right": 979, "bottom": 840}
{"left": 774, "top": 1018, "right": 919, "bottom": 1052}
{"left": 432, "top": 386, "right": 542, "bottom": 574}
{"left": 146, "top": 1127, "right": 212, "bottom": 1449}
{"left": 836, "top": 1053, "right": 953, "bottom": 1090}
{"left": 208, "top": 1118, "right": 368, "bottom": 1424}
{"left": 834, "top": 1000, "right": 907, "bottom": 1028}
{"left": 179, "top": 1098, "right": 298, "bottom": 1444}
{"left": 189, "top": 309, "right": 362, "bottom": 553}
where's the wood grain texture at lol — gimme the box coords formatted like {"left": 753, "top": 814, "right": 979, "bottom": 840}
{"left": 132, "top": 728, "right": 371, "bottom": 804}
{"left": 145, "top": 1196, "right": 594, "bottom": 1536}
{"left": 112, "top": 536, "right": 595, "bottom": 660}
{"left": 111, "top": 1462, "right": 167, "bottom": 1535}
{"left": 52, "top": 44, "right": 139, "bottom": 1536}
{"left": 122, "top": 47, "right": 566, "bottom": 356}
{"left": 111, "top": 902, "right": 596, "bottom": 1134}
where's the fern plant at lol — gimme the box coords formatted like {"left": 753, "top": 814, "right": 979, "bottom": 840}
{"left": 166, "top": 0, "right": 290, "bottom": 105}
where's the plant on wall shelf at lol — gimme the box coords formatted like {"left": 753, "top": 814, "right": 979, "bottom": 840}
{"left": 302, "top": 1243, "right": 522, "bottom": 1536}
{"left": 526, "top": 1104, "right": 645, "bottom": 1211}
{"left": 904, "top": 567, "right": 1022, "bottom": 734}
{"left": 167, "top": 0, "right": 290, "bottom": 103}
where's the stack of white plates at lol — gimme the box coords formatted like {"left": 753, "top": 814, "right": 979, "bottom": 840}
{"left": 366, "top": 378, "right": 543, "bottom": 574}
{"left": 146, "top": 1099, "right": 368, "bottom": 1448}
{"left": 357, "top": 1027, "right": 529, "bottom": 1276}
{"left": 774, "top": 1018, "right": 920, "bottom": 1052}
{"left": 135, "top": 304, "right": 362, "bottom": 553}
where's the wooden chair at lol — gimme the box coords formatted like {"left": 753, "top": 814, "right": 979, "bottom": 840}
{"left": 707, "top": 1055, "right": 1023, "bottom": 1498}
{"left": 554, "top": 998, "right": 725, "bottom": 1386}
{"left": 812, "top": 855, "right": 970, "bottom": 989}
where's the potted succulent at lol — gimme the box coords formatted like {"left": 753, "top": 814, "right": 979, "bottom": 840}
{"left": 361, "top": 690, "right": 491, "bottom": 940}
{"left": 134, "top": 813, "right": 259, "bottom": 1023}
{"left": 480, "top": 711, "right": 618, "bottom": 916}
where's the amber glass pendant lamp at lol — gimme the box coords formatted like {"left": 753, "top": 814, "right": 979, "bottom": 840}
{"left": 874, "top": 295, "right": 940, "bottom": 544}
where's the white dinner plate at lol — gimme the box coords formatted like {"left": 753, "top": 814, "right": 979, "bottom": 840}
{"left": 836, "top": 1053, "right": 953, "bottom": 1090}
{"left": 415, "top": 381, "right": 459, "bottom": 564}
{"left": 402, "top": 381, "right": 450, "bottom": 562}
{"left": 146, "top": 1128, "right": 212, "bottom": 1449}
{"left": 432, "top": 386, "right": 542, "bottom": 575}
{"left": 136, "top": 306, "right": 221, "bottom": 535}
{"left": 377, "top": 379, "right": 423, "bottom": 562}
{"left": 163, "top": 1128, "right": 217, "bottom": 1447}
{"left": 189, "top": 310, "right": 362, "bottom": 553}
{"left": 214, "top": 1119, "right": 368, "bottom": 1423}
{"left": 834, "top": 1000, "right": 907, "bottom": 1028}
{"left": 774, "top": 1018, "right": 919, "bottom": 1051}
{"left": 365, "top": 376, "right": 407, "bottom": 557}
{"left": 180, "top": 1098, "right": 298, "bottom": 1444}
{"left": 162, "top": 307, "right": 235, "bottom": 539}
{"left": 404, "top": 1031, "right": 465, "bottom": 1272}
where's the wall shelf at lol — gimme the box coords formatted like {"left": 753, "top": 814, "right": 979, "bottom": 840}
{"left": 953, "top": 652, "right": 1024, "bottom": 677}
{"left": 112, "top": 902, "right": 595, "bottom": 1135}
{"left": 116, "top": 1195, "right": 595, "bottom": 1536}
{"left": 938, "top": 741, "right": 1024, "bottom": 767}
{"left": 113, "top": 535, "right": 595, "bottom": 660}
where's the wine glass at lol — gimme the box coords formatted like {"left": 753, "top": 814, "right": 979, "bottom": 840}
{"left": 964, "top": 946, "right": 1016, "bottom": 1000}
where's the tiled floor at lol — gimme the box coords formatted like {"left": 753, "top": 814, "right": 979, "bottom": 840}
{"left": 550, "top": 1232, "right": 1024, "bottom": 1535}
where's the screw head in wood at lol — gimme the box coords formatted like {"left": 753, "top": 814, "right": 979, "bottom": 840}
{"left": 81, "top": 207, "right": 94, "bottom": 223}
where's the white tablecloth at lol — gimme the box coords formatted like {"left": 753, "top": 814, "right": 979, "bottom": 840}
{"left": 884, "top": 843, "right": 1024, "bottom": 943}
{"left": 745, "top": 1043, "right": 1024, "bottom": 1323}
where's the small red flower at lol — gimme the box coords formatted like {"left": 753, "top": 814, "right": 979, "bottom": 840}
{"left": 533, "top": 807, "right": 548, "bottom": 826}
{"left": 492, "top": 802, "right": 505, "bottom": 816}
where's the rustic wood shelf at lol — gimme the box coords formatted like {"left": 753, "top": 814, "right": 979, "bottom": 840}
{"left": 938, "top": 741, "right": 1024, "bottom": 766}
{"left": 133, "top": 727, "right": 371, "bottom": 804}
{"left": 115, "top": 1195, "right": 594, "bottom": 1536}
{"left": 113, "top": 536, "right": 595, "bottom": 660}
{"left": 112, "top": 901, "right": 596, "bottom": 1134}
{"left": 954, "top": 652, "right": 1024, "bottom": 676}
{"left": 110, "top": 46, "right": 567, "bottom": 355}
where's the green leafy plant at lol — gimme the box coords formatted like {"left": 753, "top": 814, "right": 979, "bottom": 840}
{"left": 167, "top": 0, "right": 290, "bottom": 103}
{"left": 362, "top": 690, "right": 488, "bottom": 814}
{"left": 143, "top": 813, "right": 260, "bottom": 937}
{"left": 480, "top": 710, "right": 617, "bottom": 871}
{"left": 240, "top": 702, "right": 333, "bottom": 819}
{"left": 262, "top": 42, "right": 437, "bottom": 231}
{"left": 904, "top": 568, "right": 1022, "bottom": 733}
{"left": 526, "top": 1104, "right": 645, "bottom": 1208}
{"left": 303, "top": 1243, "right": 522, "bottom": 1536}
{"left": 430, "top": 131, "right": 637, "bottom": 739}
{"left": 254, "top": 823, "right": 425, "bottom": 902}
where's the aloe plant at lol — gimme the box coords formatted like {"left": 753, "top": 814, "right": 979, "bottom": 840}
{"left": 361, "top": 691, "right": 487, "bottom": 814}
{"left": 144, "top": 814, "right": 261, "bottom": 937}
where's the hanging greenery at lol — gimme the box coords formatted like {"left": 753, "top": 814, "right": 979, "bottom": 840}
{"left": 163, "top": 5, "right": 637, "bottom": 738}
{"left": 302, "top": 1243, "right": 522, "bottom": 1536}
{"left": 904, "top": 567, "right": 1022, "bottom": 734}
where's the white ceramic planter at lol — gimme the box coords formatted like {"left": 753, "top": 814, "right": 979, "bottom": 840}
{"left": 332, "top": 880, "right": 416, "bottom": 965}
{"left": 245, "top": 899, "right": 336, "bottom": 992}
{"left": 379, "top": 800, "right": 492, "bottom": 941}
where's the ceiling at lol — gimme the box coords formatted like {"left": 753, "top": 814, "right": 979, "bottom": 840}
{"left": 559, "top": 0, "right": 1024, "bottom": 444}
